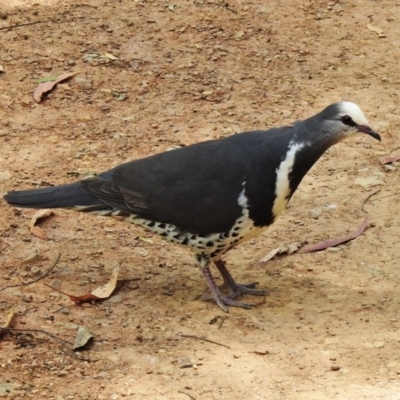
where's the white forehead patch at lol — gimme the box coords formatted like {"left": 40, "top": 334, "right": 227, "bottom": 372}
{"left": 338, "top": 102, "right": 369, "bottom": 126}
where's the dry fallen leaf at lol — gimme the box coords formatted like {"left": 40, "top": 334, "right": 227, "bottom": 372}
{"left": 103, "top": 52, "right": 118, "bottom": 60}
{"left": 354, "top": 176, "right": 385, "bottom": 188}
{"left": 258, "top": 241, "right": 306, "bottom": 264}
{"left": 367, "top": 23, "right": 386, "bottom": 38}
{"left": 29, "top": 209, "right": 53, "bottom": 240}
{"left": 33, "top": 71, "right": 80, "bottom": 103}
{"left": 44, "top": 265, "right": 120, "bottom": 303}
{"left": 2, "top": 310, "right": 15, "bottom": 329}
{"left": 0, "top": 310, "right": 15, "bottom": 337}
{"left": 298, "top": 216, "right": 369, "bottom": 253}
{"left": 21, "top": 252, "right": 46, "bottom": 265}
{"left": 91, "top": 265, "right": 120, "bottom": 298}
{"left": 380, "top": 155, "right": 400, "bottom": 165}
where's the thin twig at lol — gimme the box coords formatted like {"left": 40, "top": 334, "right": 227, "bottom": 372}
{"left": 368, "top": 193, "right": 397, "bottom": 203}
{"left": 0, "top": 244, "right": 10, "bottom": 255}
{"left": 218, "top": 316, "right": 228, "bottom": 329}
{"left": 0, "top": 228, "right": 11, "bottom": 237}
{"left": 180, "top": 334, "right": 230, "bottom": 349}
{"left": 0, "top": 327, "right": 73, "bottom": 346}
{"left": 361, "top": 188, "right": 381, "bottom": 213}
{"left": 0, "top": 253, "right": 61, "bottom": 292}
{"left": 178, "top": 391, "right": 196, "bottom": 400}
{"left": 0, "top": 16, "right": 90, "bottom": 31}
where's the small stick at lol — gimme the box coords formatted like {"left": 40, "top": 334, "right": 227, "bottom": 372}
{"left": 180, "top": 334, "right": 230, "bottom": 349}
{"left": 0, "top": 327, "right": 73, "bottom": 346}
{"left": 0, "top": 244, "right": 10, "bottom": 255}
{"left": 361, "top": 188, "right": 381, "bottom": 213}
{"left": 178, "top": 391, "right": 196, "bottom": 400}
{"left": 218, "top": 316, "right": 228, "bottom": 329}
{"left": 0, "top": 253, "right": 61, "bottom": 292}
{"left": 0, "top": 16, "right": 89, "bottom": 31}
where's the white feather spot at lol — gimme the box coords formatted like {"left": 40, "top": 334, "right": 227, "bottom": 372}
{"left": 272, "top": 141, "right": 304, "bottom": 219}
{"left": 338, "top": 102, "right": 369, "bottom": 126}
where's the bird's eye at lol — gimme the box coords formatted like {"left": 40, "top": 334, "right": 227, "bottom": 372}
{"left": 340, "top": 115, "right": 357, "bottom": 127}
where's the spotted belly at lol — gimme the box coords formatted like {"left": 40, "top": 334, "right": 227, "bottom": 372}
{"left": 125, "top": 213, "right": 266, "bottom": 260}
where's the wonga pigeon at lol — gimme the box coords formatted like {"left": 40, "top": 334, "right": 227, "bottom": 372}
{"left": 4, "top": 101, "right": 381, "bottom": 312}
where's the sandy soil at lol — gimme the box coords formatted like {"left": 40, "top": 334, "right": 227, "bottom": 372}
{"left": 1, "top": 0, "right": 400, "bottom": 399}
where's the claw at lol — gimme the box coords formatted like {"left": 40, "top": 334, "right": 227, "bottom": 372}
{"left": 199, "top": 260, "right": 266, "bottom": 312}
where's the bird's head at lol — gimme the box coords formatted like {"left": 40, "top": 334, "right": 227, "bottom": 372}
{"left": 321, "top": 101, "right": 381, "bottom": 143}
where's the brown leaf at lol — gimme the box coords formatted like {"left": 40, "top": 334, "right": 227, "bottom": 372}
{"left": 21, "top": 252, "right": 45, "bottom": 265}
{"left": 379, "top": 155, "right": 400, "bottom": 165}
{"left": 44, "top": 265, "right": 120, "bottom": 303}
{"left": 298, "top": 216, "right": 369, "bottom": 253}
{"left": 367, "top": 23, "right": 386, "bottom": 38}
{"left": 2, "top": 310, "right": 15, "bottom": 328}
{"left": 33, "top": 72, "right": 80, "bottom": 103}
{"left": 44, "top": 283, "right": 100, "bottom": 303}
{"left": 251, "top": 350, "right": 270, "bottom": 356}
{"left": 91, "top": 265, "right": 120, "bottom": 298}
{"left": 258, "top": 241, "right": 306, "bottom": 264}
{"left": 29, "top": 209, "right": 53, "bottom": 240}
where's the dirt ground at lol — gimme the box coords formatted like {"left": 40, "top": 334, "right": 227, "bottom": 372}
{"left": 1, "top": 0, "right": 400, "bottom": 399}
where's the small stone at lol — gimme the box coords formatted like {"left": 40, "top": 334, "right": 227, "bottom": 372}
{"left": 383, "top": 164, "right": 396, "bottom": 172}
{"left": 75, "top": 77, "right": 92, "bottom": 89}
{"left": 331, "top": 365, "right": 340, "bottom": 371}
{"left": 0, "top": 170, "right": 11, "bottom": 181}
{"left": 354, "top": 176, "right": 385, "bottom": 188}
{"left": 374, "top": 341, "right": 385, "bottom": 348}
{"left": 159, "top": 363, "right": 174, "bottom": 375}
{"left": 387, "top": 361, "right": 399, "bottom": 370}
{"left": 235, "top": 31, "right": 245, "bottom": 39}
{"left": 327, "top": 294, "right": 348, "bottom": 301}
{"left": 309, "top": 207, "right": 322, "bottom": 219}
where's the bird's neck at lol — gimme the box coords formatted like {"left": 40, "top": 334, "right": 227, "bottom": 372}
{"left": 271, "top": 136, "right": 335, "bottom": 221}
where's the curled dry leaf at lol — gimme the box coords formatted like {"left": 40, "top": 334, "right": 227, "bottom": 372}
{"left": 44, "top": 265, "right": 120, "bottom": 303}
{"left": 298, "top": 216, "right": 369, "bottom": 253}
{"left": 379, "top": 155, "right": 400, "bottom": 165}
{"left": 91, "top": 265, "right": 120, "bottom": 299}
{"left": 0, "top": 310, "right": 15, "bottom": 337}
{"left": 33, "top": 71, "right": 80, "bottom": 103}
{"left": 21, "top": 252, "right": 45, "bottom": 265}
{"left": 29, "top": 209, "right": 53, "bottom": 241}
{"left": 258, "top": 241, "right": 306, "bottom": 264}
{"left": 103, "top": 52, "right": 118, "bottom": 60}
{"left": 2, "top": 310, "right": 15, "bottom": 329}
{"left": 367, "top": 23, "right": 386, "bottom": 38}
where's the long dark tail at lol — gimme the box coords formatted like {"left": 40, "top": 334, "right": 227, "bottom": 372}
{"left": 4, "top": 181, "right": 106, "bottom": 210}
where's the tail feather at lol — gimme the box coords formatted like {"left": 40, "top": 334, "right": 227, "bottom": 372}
{"left": 3, "top": 181, "right": 107, "bottom": 209}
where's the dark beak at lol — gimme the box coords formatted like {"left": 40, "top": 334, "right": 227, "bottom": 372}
{"left": 357, "top": 125, "right": 381, "bottom": 141}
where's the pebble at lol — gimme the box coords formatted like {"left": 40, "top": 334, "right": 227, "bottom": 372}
{"left": 0, "top": 170, "right": 11, "bottom": 181}
{"left": 309, "top": 207, "right": 322, "bottom": 219}
{"left": 386, "top": 361, "right": 399, "bottom": 370}
{"left": 75, "top": 77, "right": 93, "bottom": 89}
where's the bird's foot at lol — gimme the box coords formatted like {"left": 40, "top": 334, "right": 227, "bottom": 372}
{"left": 214, "top": 259, "right": 267, "bottom": 299}
{"left": 223, "top": 282, "right": 267, "bottom": 300}
{"left": 213, "top": 294, "right": 255, "bottom": 312}
{"left": 200, "top": 265, "right": 262, "bottom": 312}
